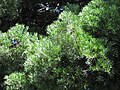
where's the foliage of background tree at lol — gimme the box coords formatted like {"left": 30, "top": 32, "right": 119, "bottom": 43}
{"left": 0, "top": 0, "right": 90, "bottom": 33}
{"left": 0, "top": 0, "right": 21, "bottom": 32}
{"left": 0, "top": 0, "right": 21, "bottom": 19}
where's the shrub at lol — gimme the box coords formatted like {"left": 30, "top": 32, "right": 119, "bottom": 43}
{"left": 0, "top": 24, "right": 39, "bottom": 74}
{"left": 0, "top": 24, "right": 43, "bottom": 90}
{"left": 78, "top": 0, "right": 120, "bottom": 77}
{"left": 1, "top": 0, "right": 120, "bottom": 89}
{"left": 4, "top": 72, "right": 27, "bottom": 90}
{"left": 24, "top": 37, "right": 61, "bottom": 89}
{"left": 79, "top": 0, "right": 120, "bottom": 37}
{"left": 77, "top": 0, "right": 120, "bottom": 89}
{"left": 49, "top": 11, "right": 113, "bottom": 88}
{"left": 78, "top": 0, "right": 120, "bottom": 63}
{"left": 24, "top": 11, "right": 113, "bottom": 89}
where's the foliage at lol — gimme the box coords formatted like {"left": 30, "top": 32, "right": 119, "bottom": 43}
{"left": 0, "top": 0, "right": 21, "bottom": 20}
{"left": 65, "top": 2, "right": 81, "bottom": 15}
{"left": 1, "top": 0, "right": 120, "bottom": 90}
{"left": 4, "top": 72, "right": 27, "bottom": 90}
{"left": 0, "top": 0, "right": 22, "bottom": 32}
{"left": 0, "top": 24, "right": 39, "bottom": 75}
{"left": 0, "top": 24, "right": 41, "bottom": 89}
{"left": 78, "top": 0, "right": 120, "bottom": 89}
{"left": 79, "top": 0, "right": 120, "bottom": 39}
{"left": 24, "top": 37, "right": 61, "bottom": 89}
{"left": 24, "top": 11, "right": 113, "bottom": 89}
{"left": 48, "top": 11, "right": 114, "bottom": 89}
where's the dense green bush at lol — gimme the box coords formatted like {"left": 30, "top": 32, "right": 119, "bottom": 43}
{"left": 4, "top": 72, "right": 27, "bottom": 90}
{"left": 77, "top": 0, "right": 120, "bottom": 72}
{"left": 24, "top": 11, "right": 113, "bottom": 89}
{"left": 24, "top": 37, "right": 61, "bottom": 90}
{"left": 0, "top": 24, "right": 40, "bottom": 74}
{"left": 78, "top": 0, "right": 120, "bottom": 89}
{"left": 0, "top": 24, "right": 41, "bottom": 90}
{"left": 1, "top": 0, "right": 120, "bottom": 90}
{"left": 79, "top": 0, "right": 120, "bottom": 42}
